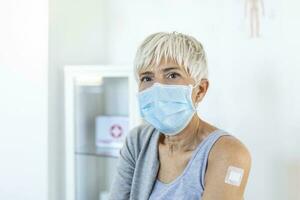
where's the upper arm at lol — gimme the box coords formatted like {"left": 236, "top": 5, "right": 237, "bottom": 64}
{"left": 201, "top": 136, "right": 252, "bottom": 200}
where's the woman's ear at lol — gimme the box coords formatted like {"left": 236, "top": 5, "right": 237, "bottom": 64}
{"left": 196, "top": 79, "right": 209, "bottom": 103}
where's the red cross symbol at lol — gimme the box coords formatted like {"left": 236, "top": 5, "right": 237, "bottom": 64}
{"left": 110, "top": 124, "right": 123, "bottom": 138}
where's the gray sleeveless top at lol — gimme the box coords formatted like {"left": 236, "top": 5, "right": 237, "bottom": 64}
{"left": 109, "top": 123, "right": 231, "bottom": 200}
{"left": 149, "top": 129, "right": 230, "bottom": 200}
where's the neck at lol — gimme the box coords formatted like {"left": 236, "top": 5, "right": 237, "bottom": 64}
{"left": 160, "top": 115, "right": 206, "bottom": 155}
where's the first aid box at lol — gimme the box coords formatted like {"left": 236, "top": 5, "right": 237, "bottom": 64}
{"left": 95, "top": 115, "right": 128, "bottom": 148}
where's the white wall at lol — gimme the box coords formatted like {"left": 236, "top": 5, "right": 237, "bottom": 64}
{"left": 49, "top": 0, "right": 107, "bottom": 199}
{"left": 49, "top": 0, "right": 300, "bottom": 199}
{"left": 0, "top": 1, "right": 48, "bottom": 200}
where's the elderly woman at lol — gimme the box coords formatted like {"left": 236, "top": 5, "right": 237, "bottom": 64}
{"left": 109, "top": 32, "right": 251, "bottom": 200}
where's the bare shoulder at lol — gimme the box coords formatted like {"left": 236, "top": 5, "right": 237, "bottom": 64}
{"left": 201, "top": 134, "right": 252, "bottom": 200}
{"left": 209, "top": 135, "right": 252, "bottom": 165}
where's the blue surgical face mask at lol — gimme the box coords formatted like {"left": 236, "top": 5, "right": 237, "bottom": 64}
{"left": 137, "top": 82, "right": 200, "bottom": 136}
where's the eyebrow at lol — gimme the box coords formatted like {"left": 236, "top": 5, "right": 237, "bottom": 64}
{"left": 139, "top": 66, "right": 183, "bottom": 76}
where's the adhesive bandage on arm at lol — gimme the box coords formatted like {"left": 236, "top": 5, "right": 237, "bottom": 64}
{"left": 224, "top": 166, "right": 244, "bottom": 186}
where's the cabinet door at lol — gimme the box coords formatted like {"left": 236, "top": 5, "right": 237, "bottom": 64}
{"left": 65, "top": 66, "right": 141, "bottom": 200}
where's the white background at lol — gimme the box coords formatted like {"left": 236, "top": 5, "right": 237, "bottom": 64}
{"left": 0, "top": 0, "right": 48, "bottom": 200}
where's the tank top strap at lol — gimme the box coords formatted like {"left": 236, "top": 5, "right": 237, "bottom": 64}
{"left": 183, "top": 129, "right": 232, "bottom": 190}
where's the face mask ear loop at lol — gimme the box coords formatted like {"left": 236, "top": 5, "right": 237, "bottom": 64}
{"left": 191, "top": 81, "right": 201, "bottom": 111}
{"left": 192, "top": 81, "right": 201, "bottom": 89}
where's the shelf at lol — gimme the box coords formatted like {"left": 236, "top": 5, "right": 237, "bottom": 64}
{"left": 75, "top": 145, "right": 120, "bottom": 158}
{"left": 64, "top": 65, "right": 141, "bottom": 200}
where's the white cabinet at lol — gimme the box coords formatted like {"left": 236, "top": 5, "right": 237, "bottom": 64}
{"left": 64, "top": 65, "right": 142, "bottom": 200}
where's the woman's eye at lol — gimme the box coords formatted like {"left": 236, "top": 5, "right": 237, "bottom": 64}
{"left": 167, "top": 72, "right": 180, "bottom": 79}
{"left": 140, "top": 76, "right": 152, "bottom": 82}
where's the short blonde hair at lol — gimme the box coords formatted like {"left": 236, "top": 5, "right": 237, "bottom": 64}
{"left": 133, "top": 31, "right": 208, "bottom": 84}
